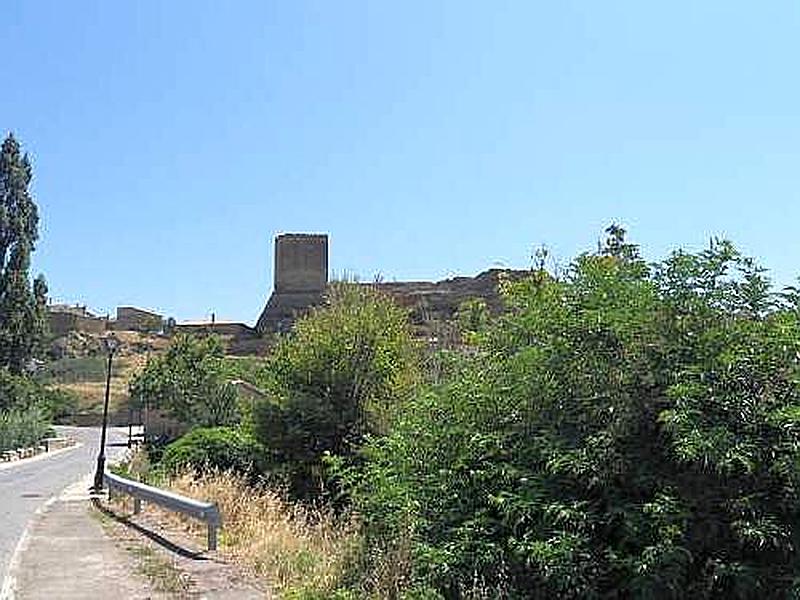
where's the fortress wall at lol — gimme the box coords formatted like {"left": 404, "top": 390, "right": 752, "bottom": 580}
{"left": 114, "top": 306, "right": 163, "bottom": 332}
{"left": 372, "top": 269, "right": 529, "bottom": 324}
{"left": 256, "top": 233, "right": 529, "bottom": 335}
{"left": 256, "top": 233, "right": 329, "bottom": 333}
{"left": 274, "top": 234, "right": 328, "bottom": 293}
{"left": 48, "top": 312, "right": 108, "bottom": 336}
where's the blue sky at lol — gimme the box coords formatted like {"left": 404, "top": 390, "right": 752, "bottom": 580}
{"left": 2, "top": 1, "right": 799, "bottom": 322}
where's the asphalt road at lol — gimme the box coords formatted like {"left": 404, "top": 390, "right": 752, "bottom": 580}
{"left": 0, "top": 426, "right": 129, "bottom": 586}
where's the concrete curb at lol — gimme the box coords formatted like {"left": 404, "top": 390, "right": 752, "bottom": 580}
{"left": 0, "top": 437, "right": 77, "bottom": 463}
{"left": 0, "top": 441, "right": 82, "bottom": 473}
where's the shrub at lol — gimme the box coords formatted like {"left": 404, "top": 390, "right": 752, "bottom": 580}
{"left": 0, "top": 367, "right": 39, "bottom": 411}
{"left": 39, "top": 387, "right": 79, "bottom": 421}
{"left": 0, "top": 404, "right": 50, "bottom": 451}
{"left": 129, "top": 335, "right": 240, "bottom": 428}
{"left": 161, "top": 427, "right": 264, "bottom": 476}
{"left": 346, "top": 233, "right": 800, "bottom": 598}
{"left": 0, "top": 367, "right": 78, "bottom": 419}
{"left": 253, "top": 283, "right": 419, "bottom": 498}
{"left": 456, "top": 298, "right": 491, "bottom": 344}
{"left": 0, "top": 367, "right": 59, "bottom": 449}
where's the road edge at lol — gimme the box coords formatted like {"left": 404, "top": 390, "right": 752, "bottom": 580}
{"left": 0, "top": 442, "right": 83, "bottom": 473}
{"left": 0, "top": 494, "right": 59, "bottom": 600}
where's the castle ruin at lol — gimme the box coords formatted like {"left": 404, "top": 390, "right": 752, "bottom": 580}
{"left": 256, "top": 233, "right": 329, "bottom": 333}
{"left": 255, "top": 232, "right": 528, "bottom": 335}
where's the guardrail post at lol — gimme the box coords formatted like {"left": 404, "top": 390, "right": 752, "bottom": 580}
{"left": 208, "top": 522, "right": 217, "bottom": 551}
{"left": 104, "top": 470, "right": 221, "bottom": 552}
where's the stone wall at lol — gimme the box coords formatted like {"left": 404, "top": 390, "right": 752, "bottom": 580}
{"left": 256, "top": 233, "right": 328, "bottom": 333}
{"left": 48, "top": 311, "right": 108, "bottom": 337}
{"left": 114, "top": 306, "right": 163, "bottom": 332}
{"left": 372, "top": 268, "right": 530, "bottom": 325}
{"left": 174, "top": 321, "right": 255, "bottom": 337}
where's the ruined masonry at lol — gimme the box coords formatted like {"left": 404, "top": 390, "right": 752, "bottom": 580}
{"left": 255, "top": 232, "right": 529, "bottom": 335}
{"left": 256, "top": 233, "right": 329, "bottom": 333}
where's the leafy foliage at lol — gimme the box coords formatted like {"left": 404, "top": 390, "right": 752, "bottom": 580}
{"left": 32, "top": 274, "right": 49, "bottom": 354}
{"left": 253, "top": 283, "right": 419, "bottom": 498}
{"left": 344, "top": 232, "right": 800, "bottom": 598}
{"left": 38, "top": 386, "right": 79, "bottom": 421}
{"left": 129, "top": 334, "right": 240, "bottom": 429}
{"left": 0, "top": 367, "right": 65, "bottom": 450}
{"left": 0, "top": 367, "right": 41, "bottom": 411}
{"left": 0, "top": 134, "right": 46, "bottom": 373}
{"left": 456, "top": 298, "right": 491, "bottom": 345}
{"left": 0, "top": 404, "right": 50, "bottom": 452}
{"left": 160, "top": 426, "right": 264, "bottom": 476}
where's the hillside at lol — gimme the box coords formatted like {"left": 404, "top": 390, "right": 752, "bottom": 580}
{"left": 40, "top": 331, "right": 171, "bottom": 420}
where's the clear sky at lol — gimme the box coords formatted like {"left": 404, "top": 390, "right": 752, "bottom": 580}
{"left": 2, "top": 1, "right": 799, "bottom": 322}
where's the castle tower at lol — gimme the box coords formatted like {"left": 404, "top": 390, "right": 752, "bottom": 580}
{"left": 255, "top": 233, "right": 329, "bottom": 333}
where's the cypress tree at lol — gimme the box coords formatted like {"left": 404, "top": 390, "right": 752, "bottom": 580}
{"left": 0, "top": 134, "right": 44, "bottom": 372}
{"left": 32, "top": 274, "right": 49, "bottom": 359}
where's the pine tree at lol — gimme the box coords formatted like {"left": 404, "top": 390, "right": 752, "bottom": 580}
{"left": 0, "top": 134, "right": 43, "bottom": 372}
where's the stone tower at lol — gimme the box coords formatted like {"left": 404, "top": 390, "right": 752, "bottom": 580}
{"left": 256, "top": 233, "right": 328, "bottom": 333}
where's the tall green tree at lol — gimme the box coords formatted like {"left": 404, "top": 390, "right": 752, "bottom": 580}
{"left": 32, "top": 274, "right": 49, "bottom": 358}
{"left": 0, "top": 133, "right": 44, "bottom": 372}
{"left": 254, "top": 283, "right": 420, "bottom": 498}
{"left": 129, "top": 334, "right": 241, "bottom": 431}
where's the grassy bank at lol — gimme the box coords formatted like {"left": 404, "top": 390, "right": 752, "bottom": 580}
{"left": 164, "top": 471, "right": 360, "bottom": 598}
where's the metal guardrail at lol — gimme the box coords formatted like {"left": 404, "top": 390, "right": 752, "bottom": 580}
{"left": 104, "top": 470, "right": 222, "bottom": 550}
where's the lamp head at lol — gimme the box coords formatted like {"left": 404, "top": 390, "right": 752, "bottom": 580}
{"left": 102, "top": 334, "right": 119, "bottom": 354}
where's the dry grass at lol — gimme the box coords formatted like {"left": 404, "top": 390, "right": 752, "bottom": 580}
{"left": 54, "top": 353, "right": 151, "bottom": 413}
{"left": 57, "top": 380, "right": 127, "bottom": 412}
{"left": 165, "top": 471, "right": 362, "bottom": 596}
{"left": 58, "top": 379, "right": 129, "bottom": 412}
{"left": 114, "top": 448, "right": 415, "bottom": 597}
{"left": 48, "top": 331, "right": 168, "bottom": 414}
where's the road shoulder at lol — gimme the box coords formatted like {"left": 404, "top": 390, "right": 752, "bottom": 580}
{"left": 97, "top": 497, "right": 267, "bottom": 599}
{"left": 7, "top": 476, "right": 165, "bottom": 600}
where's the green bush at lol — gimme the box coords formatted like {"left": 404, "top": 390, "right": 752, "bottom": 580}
{"left": 161, "top": 427, "right": 264, "bottom": 476}
{"left": 0, "top": 367, "right": 78, "bottom": 421}
{"left": 253, "top": 283, "right": 419, "bottom": 498}
{"left": 0, "top": 368, "right": 58, "bottom": 450}
{"left": 0, "top": 368, "right": 40, "bottom": 411}
{"left": 0, "top": 404, "right": 51, "bottom": 452}
{"left": 345, "top": 232, "right": 800, "bottom": 598}
{"left": 129, "top": 335, "right": 240, "bottom": 428}
{"left": 39, "top": 387, "right": 79, "bottom": 421}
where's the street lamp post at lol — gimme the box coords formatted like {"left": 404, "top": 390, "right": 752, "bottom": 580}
{"left": 93, "top": 334, "right": 119, "bottom": 491}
